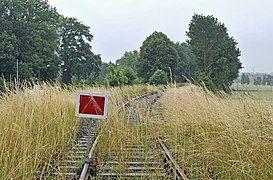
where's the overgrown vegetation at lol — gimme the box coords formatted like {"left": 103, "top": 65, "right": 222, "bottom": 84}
{"left": 155, "top": 85, "right": 273, "bottom": 179}
{"left": 104, "top": 64, "right": 140, "bottom": 87}
{"left": 0, "top": 84, "right": 153, "bottom": 179}
{"left": 149, "top": 69, "right": 168, "bottom": 85}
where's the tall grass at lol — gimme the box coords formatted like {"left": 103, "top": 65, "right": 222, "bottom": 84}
{"left": 94, "top": 89, "right": 166, "bottom": 178}
{"left": 0, "top": 84, "right": 153, "bottom": 179}
{"left": 157, "top": 85, "right": 273, "bottom": 179}
{"left": 0, "top": 85, "right": 77, "bottom": 179}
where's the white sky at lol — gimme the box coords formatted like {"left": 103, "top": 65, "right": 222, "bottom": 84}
{"left": 48, "top": 0, "right": 273, "bottom": 73}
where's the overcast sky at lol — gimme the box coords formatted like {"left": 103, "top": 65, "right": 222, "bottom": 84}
{"left": 48, "top": 0, "right": 273, "bottom": 73}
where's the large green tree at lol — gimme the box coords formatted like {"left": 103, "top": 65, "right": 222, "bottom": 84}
{"left": 138, "top": 31, "right": 178, "bottom": 82}
{"left": 0, "top": 0, "right": 60, "bottom": 81}
{"left": 187, "top": 14, "right": 242, "bottom": 90}
{"left": 60, "top": 17, "right": 101, "bottom": 84}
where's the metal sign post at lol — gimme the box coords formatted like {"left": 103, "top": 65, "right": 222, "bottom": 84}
{"left": 75, "top": 92, "right": 108, "bottom": 179}
{"left": 86, "top": 118, "right": 92, "bottom": 161}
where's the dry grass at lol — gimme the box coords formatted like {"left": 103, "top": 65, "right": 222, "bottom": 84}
{"left": 0, "top": 86, "right": 77, "bottom": 179}
{"left": 0, "top": 84, "right": 152, "bottom": 179}
{"left": 94, "top": 89, "right": 165, "bottom": 178}
{"left": 3, "top": 83, "right": 271, "bottom": 179}
{"left": 158, "top": 85, "right": 273, "bottom": 179}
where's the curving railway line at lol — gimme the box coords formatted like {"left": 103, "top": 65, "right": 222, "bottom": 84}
{"left": 43, "top": 92, "right": 189, "bottom": 180}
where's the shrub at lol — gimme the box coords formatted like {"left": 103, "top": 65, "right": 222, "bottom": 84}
{"left": 149, "top": 69, "right": 168, "bottom": 85}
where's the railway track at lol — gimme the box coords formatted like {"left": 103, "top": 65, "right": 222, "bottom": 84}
{"left": 80, "top": 92, "right": 188, "bottom": 179}
{"left": 42, "top": 92, "right": 189, "bottom": 179}
{"left": 40, "top": 119, "right": 98, "bottom": 179}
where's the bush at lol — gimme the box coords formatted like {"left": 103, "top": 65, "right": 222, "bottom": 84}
{"left": 105, "top": 65, "right": 128, "bottom": 87}
{"left": 122, "top": 67, "right": 140, "bottom": 85}
{"left": 149, "top": 69, "right": 168, "bottom": 85}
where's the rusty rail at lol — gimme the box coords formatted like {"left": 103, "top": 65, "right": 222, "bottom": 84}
{"left": 157, "top": 137, "right": 189, "bottom": 180}
{"left": 79, "top": 134, "right": 100, "bottom": 180}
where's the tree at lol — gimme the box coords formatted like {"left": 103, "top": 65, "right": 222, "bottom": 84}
{"left": 149, "top": 69, "right": 168, "bottom": 85}
{"left": 116, "top": 50, "right": 139, "bottom": 69}
{"left": 241, "top": 73, "right": 246, "bottom": 84}
{"left": 122, "top": 67, "right": 140, "bottom": 85}
{"left": 262, "top": 74, "right": 267, "bottom": 85}
{"left": 245, "top": 74, "right": 250, "bottom": 85}
{"left": 174, "top": 42, "right": 198, "bottom": 83}
{"left": 105, "top": 64, "right": 128, "bottom": 87}
{"left": 254, "top": 76, "right": 262, "bottom": 85}
{"left": 0, "top": 32, "right": 17, "bottom": 79}
{"left": 138, "top": 31, "right": 179, "bottom": 82}
{"left": 267, "top": 75, "right": 272, "bottom": 85}
{"left": 60, "top": 17, "right": 101, "bottom": 84}
{"left": 0, "top": 0, "right": 61, "bottom": 81}
{"left": 99, "top": 62, "right": 110, "bottom": 78}
{"left": 187, "top": 14, "right": 242, "bottom": 90}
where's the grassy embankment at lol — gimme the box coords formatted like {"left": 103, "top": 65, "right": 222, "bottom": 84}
{"left": 154, "top": 85, "right": 273, "bottom": 179}
{"left": 0, "top": 84, "right": 153, "bottom": 179}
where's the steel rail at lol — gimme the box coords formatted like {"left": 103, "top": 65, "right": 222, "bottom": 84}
{"left": 157, "top": 137, "right": 189, "bottom": 180}
{"left": 79, "top": 134, "right": 100, "bottom": 180}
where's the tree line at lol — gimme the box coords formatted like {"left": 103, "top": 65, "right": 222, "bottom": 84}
{"left": 0, "top": 0, "right": 101, "bottom": 85}
{"left": 109, "top": 15, "right": 242, "bottom": 91}
{"left": 0, "top": 0, "right": 242, "bottom": 91}
{"left": 240, "top": 73, "right": 273, "bottom": 86}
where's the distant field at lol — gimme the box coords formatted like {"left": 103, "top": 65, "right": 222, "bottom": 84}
{"left": 231, "top": 83, "right": 273, "bottom": 103}
{"left": 231, "top": 83, "right": 273, "bottom": 91}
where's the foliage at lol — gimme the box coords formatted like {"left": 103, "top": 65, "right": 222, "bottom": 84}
{"left": 187, "top": 14, "right": 242, "bottom": 91}
{"left": 105, "top": 64, "right": 128, "bottom": 87}
{"left": 104, "top": 64, "right": 140, "bottom": 87}
{"left": 0, "top": 0, "right": 101, "bottom": 84}
{"left": 241, "top": 73, "right": 250, "bottom": 85}
{"left": 122, "top": 67, "right": 140, "bottom": 85}
{"left": 116, "top": 50, "right": 139, "bottom": 70}
{"left": 149, "top": 69, "right": 168, "bottom": 85}
{"left": 262, "top": 74, "right": 272, "bottom": 85}
{"left": 138, "top": 31, "right": 178, "bottom": 82}
{"left": 99, "top": 62, "right": 110, "bottom": 79}
{"left": 174, "top": 42, "right": 198, "bottom": 82}
{"left": 60, "top": 17, "right": 101, "bottom": 84}
{"left": 254, "top": 76, "right": 262, "bottom": 85}
{"left": 0, "top": 0, "right": 61, "bottom": 81}
{"left": 196, "top": 72, "right": 216, "bottom": 91}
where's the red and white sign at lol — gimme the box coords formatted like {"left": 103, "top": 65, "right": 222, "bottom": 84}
{"left": 75, "top": 92, "right": 108, "bottom": 119}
